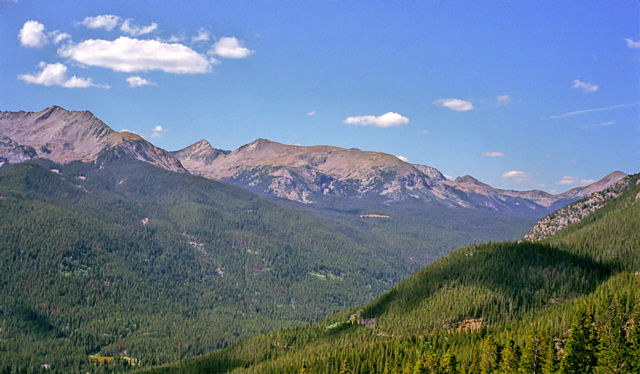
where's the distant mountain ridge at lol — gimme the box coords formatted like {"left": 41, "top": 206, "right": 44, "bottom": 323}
{"left": 0, "top": 106, "right": 626, "bottom": 218}
{"left": 173, "top": 137, "right": 626, "bottom": 217}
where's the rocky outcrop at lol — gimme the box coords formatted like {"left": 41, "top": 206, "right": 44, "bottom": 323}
{"left": 0, "top": 106, "right": 186, "bottom": 173}
{"left": 0, "top": 134, "right": 37, "bottom": 165}
{"left": 524, "top": 174, "right": 636, "bottom": 241}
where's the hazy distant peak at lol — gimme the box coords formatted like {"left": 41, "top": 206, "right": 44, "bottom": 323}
{"left": 454, "top": 175, "right": 483, "bottom": 185}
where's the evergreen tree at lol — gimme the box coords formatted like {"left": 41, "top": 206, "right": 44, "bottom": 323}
{"left": 560, "top": 308, "right": 598, "bottom": 374}
{"left": 520, "top": 331, "right": 549, "bottom": 374}
{"left": 338, "top": 360, "right": 351, "bottom": 374}
{"left": 300, "top": 360, "right": 314, "bottom": 374}
{"left": 479, "top": 336, "right": 501, "bottom": 374}
{"left": 595, "top": 295, "right": 631, "bottom": 374}
{"left": 441, "top": 352, "right": 458, "bottom": 374}
{"left": 628, "top": 312, "right": 640, "bottom": 374}
{"left": 499, "top": 339, "right": 520, "bottom": 374}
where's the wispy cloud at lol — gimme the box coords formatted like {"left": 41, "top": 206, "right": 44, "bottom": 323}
{"left": 192, "top": 29, "right": 211, "bottom": 43}
{"left": 120, "top": 19, "right": 158, "bottom": 36}
{"left": 501, "top": 170, "right": 534, "bottom": 183}
{"left": 396, "top": 155, "right": 409, "bottom": 163}
{"left": 625, "top": 38, "right": 640, "bottom": 49}
{"left": 80, "top": 15, "right": 121, "bottom": 31}
{"left": 544, "top": 102, "right": 639, "bottom": 119}
{"left": 483, "top": 152, "right": 506, "bottom": 157}
{"left": 555, "top": 175, "right": 595, "bottom": 186}
{"left": 306, "top": 111, "right": 316, "bottom": 116}
{"left": 126, "top": 76, "right": 156, "bottom": 87}
{"left": 151, "top": 125, "right": 167, "bottom": 138}
{"left": 418, "top": 129, "right": 430, "bottom": 134}
{"left": 496, "top": 94, "right": 511, "bottom": 107}
{"left": 571, "top": 79, "right": 598, "bottom": 93}
{"left": 19, "top": 62, "right": 108, "bottom": 88}
{"left": 432, "top": 98, "right": 474, "bottom": 112}
{"left": 580, "top": 120, "right": 615, "bottom": 130}
{"left": 343, "top": 112, "right": 409, "bottom": 128}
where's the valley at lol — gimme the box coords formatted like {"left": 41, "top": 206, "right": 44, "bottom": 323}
{"left": 0, "top": 107, "right": 633, "bottom": 373}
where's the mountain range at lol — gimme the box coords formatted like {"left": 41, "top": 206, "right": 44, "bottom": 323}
{"left": 1, "top": 106, "right": 626, "bottom": 219}
{"left": 147, "top": 172, "right": 640, "bottom": 374}
{"left": 0, "top": 105, "right": 635, "bottom": 373}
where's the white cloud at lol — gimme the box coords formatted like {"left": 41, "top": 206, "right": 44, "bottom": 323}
{"left": 151, "top": 125, "right": 167, "bottom": 138}
{"left": 120, "top": 19, "right": 158, "bottom": 36}
{"left": 18, "top": 21, "right": 71, "bottom": 48}
{"left": 483, "top": 152, "right": 506, "bottom": 157}
{"left": 18, "top": 20, "right": 48, "bottom": 48}
{"left": 51, "top": 31, "right": 71, "bottom": 44}
{"left": 496, "top": 94, "right": 511, "bottom": 107}
{"left": 555, "top": 175, "right": 595, "bottom": 186}
{"left": 544, "top": 102, "right": 639, "bottom": 119}
{"left": 580, "top": 120, "right": 615, "bottom": 129}
{"left": 501, "top": 170, "right": 534, "bottom": 183}
{"left": 18, "top": 62, "right": 107, "bottom": 88}
{"left": 418, "top": 129, "right": 430, "bottom": 134}
{"left": 80, "top": 15, "right": 121, "bottom": 31}
{"left": 625, "top": 38, "right": 640, "bottom": 49}
{"left": 571, "top": 79, "right": 598, "bottom": 93}
{"left": 343, "top": 112, "right": 410, "bottom": 128}
{"left": 192, "top": 29, "right": 210, "bottom": 43}
{"left": 164, "top": 34, "right": 185, "bottom": 43}
{"left": 58, "top": 37, "right": 213, "bottom": 74}
{"left": 432, "top": 98, "right": 474, "bottom": 112}
{"left": 126, "top": 76, "right": 156, "bottom": 87}
{"left": 211, "top": 37, "right": 253, "bottom": 58}
{"left": 396, "top": 155, "right": 408, "bottom": 162}
{"left": 306, "top": 111, "right": 316, "bottom": 116}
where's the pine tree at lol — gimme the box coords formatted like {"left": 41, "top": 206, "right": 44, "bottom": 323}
{"left": 628, "top": 312, "right": 640, "bottom": 374}
{"left": 541, "top": 336, "right": 558, "bottom": 374}
{"left": 338, "top": 360, "right": 351, "bottom": 374}
{"left": 560, "top": 308, "right": 598, "bottom": 374}
{"left": 499, "top": 339, "right": 520, "bottom": 374}
{"left": 479, "top": 336, "right": 501, "bottom": 374}
{"left": 595, "top": 295, "right": 631, "bottom": 374}
{"left": 520, "top": 331, "right": 549, "bottom": 374}
{"left": 441, "top": 352, "right": 458, "bottom": 374}
{"left": 300, "top": 360, "right": 314, "bottom": 374}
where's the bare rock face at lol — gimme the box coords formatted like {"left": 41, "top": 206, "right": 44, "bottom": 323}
{"left": 524, "top": 174, "right": 636, "bottom": 241}
{"left": 173, "top": 138, "right": 626, "bottom": 216}
{"left": 173, "top": 138, "right": 466, "bottom": 204}
{"left": 0, "top": 106, "right": 186, "bottom": 173}
{"left": 0, "top": 134, "right": 37, "bottom": 164}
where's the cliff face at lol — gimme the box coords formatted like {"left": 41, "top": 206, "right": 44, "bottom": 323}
{"left": 0, "top": 106, "right": 186, "bottom": 173}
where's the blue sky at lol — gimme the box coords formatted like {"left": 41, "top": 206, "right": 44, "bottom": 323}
{"left": 1, "top": 0, "right": 638, "bottom": 192}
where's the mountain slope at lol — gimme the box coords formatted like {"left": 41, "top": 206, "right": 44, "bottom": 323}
{"left": 148, "top": 173, "right": 640, "bottom": 374}
{"left": 0, "top": 156, "right": 416, "bottom": 373}
{"left": 524, "top": 173, "right": 638, "bottom": 240}
{"left": 0, "top": 106, "right": 186, "bottom": 173}
{"left": 173, "top": 138, "right": 625, "bottom": 217}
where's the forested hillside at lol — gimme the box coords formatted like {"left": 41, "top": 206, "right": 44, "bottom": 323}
{"left": 147, "top": 174, "right": 640, "bottom": 374}
{"left": 0, "top": 155, "right": 413, "bottom": 373}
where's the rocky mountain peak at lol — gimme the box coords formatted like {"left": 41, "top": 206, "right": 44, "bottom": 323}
{"left": 0, "top": 106, "right": 186, "bottom": 173}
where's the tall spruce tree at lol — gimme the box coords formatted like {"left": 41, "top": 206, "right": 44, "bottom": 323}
{"left": 595, "top": 295, "right": 631, "bottom": 374}
{"left": 560, "top": 308, "right": 598, "bottom": 374}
